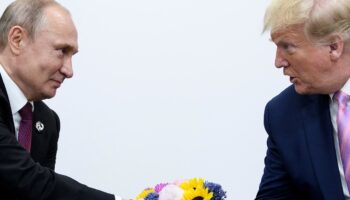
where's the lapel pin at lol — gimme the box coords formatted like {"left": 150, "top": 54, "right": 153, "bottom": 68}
{"left": 35, "top": 121, "right": 44, "bottom": 132}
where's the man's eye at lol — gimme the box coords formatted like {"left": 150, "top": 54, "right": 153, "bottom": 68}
{"left": 280, "top": 43, "right": 296, "bottom": 53}
{"left": 282, "top": 43, "right": 292, "bottom": 49}
{"left": 56, "top": 48, "right": 68, "bottom": 54}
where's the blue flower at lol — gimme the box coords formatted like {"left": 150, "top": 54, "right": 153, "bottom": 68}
{"left": 145, "top": 192, "right": 159, "bottom": 200}
{"left": 204, "top": 181, "right": 227, "bottom": 200}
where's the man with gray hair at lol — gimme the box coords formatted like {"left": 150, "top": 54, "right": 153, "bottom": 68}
{"left": 0, "top": 0, "right": 123, "bottom": 199}
{"left": 257, "top": 0, "right": 350, "bottom": 199}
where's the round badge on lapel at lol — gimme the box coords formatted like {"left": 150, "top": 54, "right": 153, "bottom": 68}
{"left": 35, "top": 121, "right": 44, "bottom": 132}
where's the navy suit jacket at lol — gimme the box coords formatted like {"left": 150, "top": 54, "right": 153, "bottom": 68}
{"left": 0, "top": 74, "right": 115, "bottom": 200}
{"left": 256, "top": 85, "right": 345, "bottom": 200}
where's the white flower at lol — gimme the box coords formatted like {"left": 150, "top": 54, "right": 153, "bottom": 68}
{"left": 159, "top": 184, "right": 184, "bottom": 200}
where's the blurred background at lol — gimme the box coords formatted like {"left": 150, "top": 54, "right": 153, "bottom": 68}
{"left": 0, "top": 0, "right": 290, "bottom": 199}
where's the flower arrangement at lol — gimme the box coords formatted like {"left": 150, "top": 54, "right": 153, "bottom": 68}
{"left": 135, "top": 178, "right": 227, "bottom": 200}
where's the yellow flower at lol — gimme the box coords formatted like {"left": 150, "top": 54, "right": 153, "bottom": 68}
{"left": 180, "top": 178, "right": 213, "bottom": 200}
{"left": 181, "top": 186, "right": 213, "bottom": 200}
{"left": 135, "top": 188, "right": 155, "bottom": 200}
{"left": 180, "top": 178, "right": 205, "bottom": 191}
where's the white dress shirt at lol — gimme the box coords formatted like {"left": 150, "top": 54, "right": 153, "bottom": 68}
{"left": 329, "top": 80, "right": 350, "bottom": 199}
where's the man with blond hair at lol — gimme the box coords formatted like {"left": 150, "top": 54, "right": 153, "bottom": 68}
{"left": 257, "top": 0, "right": 350, "bottom": 199}
{"left": 0, "top": 0, "right": 125, "bottom": 199}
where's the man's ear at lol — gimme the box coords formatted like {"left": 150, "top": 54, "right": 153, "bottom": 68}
{"left": 7, "top": 26, "right": 27, "bottom": 55}
{"left": 328, "top": 34, "right": 345, "bottom": 61}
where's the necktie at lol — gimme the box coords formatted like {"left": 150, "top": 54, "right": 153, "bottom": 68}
{"left": 18, "top": 102, "right": 33, "bottom": 152}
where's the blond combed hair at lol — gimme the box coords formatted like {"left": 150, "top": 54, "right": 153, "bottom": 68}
{"left": 264, "top": 0, "right": 350, "bottom": 46}
{"left": 263, "top": 0, "right": 313, "bottom": 33}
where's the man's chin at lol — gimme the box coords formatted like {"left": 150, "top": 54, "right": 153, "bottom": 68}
{"left": 39, "top": 90, "right": 57, "bottom": 100}
{"left": 46, "top": 91, "right": 57, "bottom": 99}
{"left": 294, "top": 84, "right": 312, "bottom": 95}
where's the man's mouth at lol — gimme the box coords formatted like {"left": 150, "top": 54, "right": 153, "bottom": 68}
{"left": 51, "top": 79, "right": 63, "bottom": 88}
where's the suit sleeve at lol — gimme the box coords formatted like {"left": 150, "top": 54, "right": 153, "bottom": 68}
{"left": 0, "top": 113, "right": 115, "bottom": 200}
{"left": 255, "top": 103, "right": 297, "bottom": 200}
{"left": 44, "top": 109, "right": 60, "bottom": 170}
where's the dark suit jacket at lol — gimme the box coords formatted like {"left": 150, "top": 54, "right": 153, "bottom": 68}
{"left": 0, "top": 74, "right": 115, "bottom": 200}
{"left": 256, "top": 85, "right": 345, "bottom": 200}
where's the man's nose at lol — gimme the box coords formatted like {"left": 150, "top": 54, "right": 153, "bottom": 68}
{"left": 60, "top": 57, "right": 73, "bottom": 78}
{"left": 274, "top": 49, "right": 288, "bottom": 68}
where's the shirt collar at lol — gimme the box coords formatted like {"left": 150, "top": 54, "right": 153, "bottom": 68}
{"left": 329, "top": 79, "right": 350, "bottom": 100}
{"left": 0, "top": 65, "right": 33, "bottom": 114}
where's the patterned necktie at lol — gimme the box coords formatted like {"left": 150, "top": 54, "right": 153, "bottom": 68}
{"left": 335, "top": 91, "right": 350, "bottom": 191}
{"left": 18, "top": 102, "right": 33, "bottom": 152}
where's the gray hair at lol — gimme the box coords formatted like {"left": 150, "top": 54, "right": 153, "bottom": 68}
{"left": 0, "top": 0, "right": 63, "bottom": 51}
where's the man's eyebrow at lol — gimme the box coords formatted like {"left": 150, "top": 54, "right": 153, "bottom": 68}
{"left": 270, "top": 35, "right": 289, "bottom": 45}
{"left": 57, "top": 43, "right": 79, "bottom": 54}
{"left": 270, "top": 37, "right": 282, "bottom": 44}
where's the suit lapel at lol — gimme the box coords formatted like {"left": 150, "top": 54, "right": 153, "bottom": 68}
{"left": 31, "top": 102, "right": 49, "bottom": 159}
{"left": 302, "top": 95, "right": 344, "bottom": 199}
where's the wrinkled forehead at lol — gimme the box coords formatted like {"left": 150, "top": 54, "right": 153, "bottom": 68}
{"left": 271, "top": 24, "right": 305, "bottom": 42}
